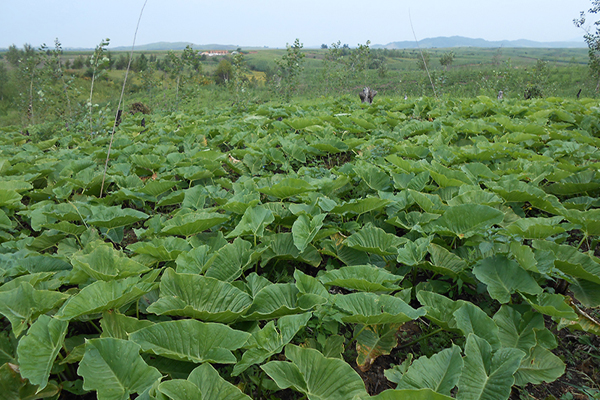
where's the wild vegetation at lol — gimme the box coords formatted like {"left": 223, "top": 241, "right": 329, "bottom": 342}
{"left": 0, "top": 26, "right": 600, "bottom": 400}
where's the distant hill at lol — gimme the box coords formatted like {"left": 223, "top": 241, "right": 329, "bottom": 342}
{"left": 373, "top": 36, "right": 586, "bottom": 49}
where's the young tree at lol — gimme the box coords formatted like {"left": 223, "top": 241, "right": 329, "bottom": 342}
{"left": 439, "top": 51, "right": 455, "bottom": 71}
{"left": 416, "top": 50, "right": 431, "bottom": 71}
{"left": 322, "top": 41, "right": 348, "bottom": 94}
{"left": 87, "top": 38, "right": 111, "bottom": 133}
{"left": 575, "top": 1, "right": 600, "bottom": 90}
{"left": 347, "top": 40, "right": 371, "bottom": 86}
{"left": 214, "top": 59, "right": 232, "bottom": 85}
{"left": 273, "top": 38, "right": 305, "bottom": 101}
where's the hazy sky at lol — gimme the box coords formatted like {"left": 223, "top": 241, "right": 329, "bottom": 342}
{"left": 0, "top": 0, "right": 594, "bottom": 49}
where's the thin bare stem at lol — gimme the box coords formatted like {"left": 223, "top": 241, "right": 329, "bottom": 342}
{"left": 100, "top": 0, "right": 148, "bottom": 198}
{"left": 409, "top": 10, "right": 438, "bottom": 99}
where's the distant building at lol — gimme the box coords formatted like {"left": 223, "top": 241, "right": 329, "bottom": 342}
{"left": 201, "top": 50, "right": 229, "bottom": 57}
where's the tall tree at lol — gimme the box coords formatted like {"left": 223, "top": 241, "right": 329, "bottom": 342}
{"left": 575, "top": 1, "right": 600, "bottom": 90}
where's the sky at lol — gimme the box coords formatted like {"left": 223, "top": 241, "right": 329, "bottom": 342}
{"left": 0, "top": 0, "right": 594, "bottom": 49}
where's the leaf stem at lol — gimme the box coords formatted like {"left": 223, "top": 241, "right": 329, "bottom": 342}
{"left": 397, "top": 327, "right": 443, "bottom": 350}
{"left": 348, "top": 324, "right": 368, "bottom": 349}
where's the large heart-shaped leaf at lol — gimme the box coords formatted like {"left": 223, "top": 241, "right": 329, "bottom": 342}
{"left": 457, "top": 334, "right": 525, "bottom": 400}
{"left": 472, "top": 255, "right": 542, "bottom": 303}
{"left": 86, "top": 205, "right": 149, "bottom": 229}
{"left": 130, "top": 319, "right": 251, "bottom": 364}
{"left": 292, "top": 213, "right": 326, "bottom": 253}
{"left": 0, "top": 282, "right": 69, "bottom": 336}
{"left": 147, "top": 268, "right": 252, "bottom": 323}
{"left": 78, "top": 338, "right": 161, "bottom": 400}
{"left": 161, "top": 211, "right": 229, "bottom": 237}
{"left": 344, "top": 223, "right": 406, "bottom": 256}
{"left": 395, "top": 344, "right": 463, "bottom": 396}
{"left": 16, "top": 315, "right": 68, "bottom": 390}
{"left": 261, "top": 344, "right": 368, "bottom": 400}
{"left": 55, "top": 277, "right": 155, "bottom": 321}
{"left": 233, "top": 312, "right": 311, "bottom": 376}
{"left": 335, "top": 292, "right": 426, "bottom": 325}
{"left": 70, "top": 241, "right": 149, "bottom": 281}
{"left": 425, "top": 204, "right": 504, "bottom": 238}
{"left": 319, "top": 265, "right": 403, "bottom": 292}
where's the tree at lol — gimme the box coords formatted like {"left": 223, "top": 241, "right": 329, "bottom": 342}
{"left": 575, "top": 1, "right": 600, "bottom": 90}
{"left": 273, "top": 38, "right": 306, "bottom": 101}
{"left": 416, "top": 50, "right": 431, "bottom": 71}
{"left": 439, "top": 51, "right": 455, "bottom": 71}
{"left": 87, "top": 38, "right": 111, "bottom": 133}
{"left": 214, "top": 59, "right": 232, "bottom": 85}
{"left": 321, "top": 44, "right": 328, "bottom": 49}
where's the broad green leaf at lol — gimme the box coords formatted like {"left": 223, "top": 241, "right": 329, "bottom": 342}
{"left": 508, "top": 242, "right": 540, "bottom": 273}
{"left": 175, "top": 245, "right": 212, "bottom": 274}
{"left": 344, "top": 223, "right": 406, "bottom": 256}
{"left": 409, "top": 190, "right": 447, "bottom": 214}
{"left": 128, "top": 237, "right": 192, "bottom": 262}
{"left": 335, "top": 292, "right": 426, "bottom": 325}
{"left": 396, "top": 345, "right": 463, "bottom": 396}
{"left": 492, "top": 306, "right": 544, "bottom": 353}
{"left": 356, "top": 323, "right": 403, "bottom": 371}
{"left": 258, "top": 178, "right": 315, "bottom": 199}
{"left": 130, "top": 319, "right": 250, "bottom": 364}
{"left": 562, "top": 208, "right": 600, "bottom": 236}
{"left": 158, "top": 379, "right": 202, "bottom": 400}
{"left": 355, "top": 161, "right": 391, "bottom": 191}
{"left": 294, "top": 269, "right": 329, "bottom": 298}
{"left": 504, "top": 217, "right": 565, "bottom": 239}
{"left": 70, "top": 241, "right": 150, "bottom": 281}
{"left": 204, "top": 238, "right": 255, "bottom": 282}
{"left": 472, "top": 255, "right": 542, "bottom": 303}
{"left": 416, "top": 291, "right": 466, "bottom": 331}
{"left": 226, "top": 205, "right": 274, "bottom": 238}
{"left": 100, "top": 312, "right": 154, "bottom": 339}
{"left": 457, "top": 334, "right": 525, "bottom": 400}
{"left": 233, "top": 312, "right": 311, "bottom": 376}
{"left": 319, "top": 265, "right": 403, "bottom": 292}
{"left": 454, "top": 303, "right": 501, "bottom": 350}
{"left": 397, "top": 237, "right": 430, "bottom": 266}
{"left": 330, "top": 197, "right": 392, "bottom": 216}
{"left": 0, "top": 282, "right": 69, "bottom": 336}
{"left": 78, "top": 338, "right": 162, "bottom": 400}
{"left": 425, "top": 204, "right": 504, "bottom": 239}
{"left": 292, "top": 213, "right": 326, "bottom": 252}
{"left": 162, "top": 211, "right": 229, "bottom": 237}
{"left": 244, "top": 283, "right": 324, "bottom": 320}
{"left": 371, "top": 389, "right": 454, "bottom": 400}
{"left": 523, "top": 293, "right": 578, "bottom": 320}
{"left": 570, "top": 277, "right": 600, "bottom": 307}
{"left": 514, "top": 345, "right": 565, "bottom": 386}
{"left": 41, "top": 221, "right": 86, "bottom": 235}
{"left": 86, "top": 205, "right": 149, "bottom": 229}
{"left": 0, "top": 362, "right": 60, "bottom": 400}
{"left": 16, "top": 315, "right": 68, "bottom": 390}
{"left": 425, "top": 243, "right": 467, "bottom": 278}
{"left": 188, "top": 363, "right": 252, "bottom": 400}
{"left": 533, "top": 240, "right": 600, "bottom": 285}
{"left": 55, "top": 277, "right": 154, "bottom": 321}
{"left": 0, "top": 189, "right": 22, "bottom": 208}
{"left": 147, "top": 268, "right": 252, "bottom": 323}
{"left": 261, "top": 344, "right": 368, "bottom": 400}
{"left": 261, "top": 232, "right": 322, "bottom": 268}
{"left": 181, "top": 185, "right": 206, "bottom": 210}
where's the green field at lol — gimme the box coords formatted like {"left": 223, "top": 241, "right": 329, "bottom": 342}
{"left": 0, "top": 44, "right": 600, "bottom": 400}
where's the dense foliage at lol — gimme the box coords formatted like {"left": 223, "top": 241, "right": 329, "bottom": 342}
{"left": 0, "top": 95, "right": 599, "bottom": 399}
